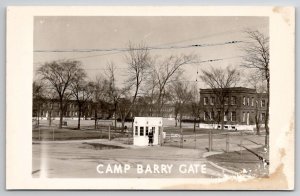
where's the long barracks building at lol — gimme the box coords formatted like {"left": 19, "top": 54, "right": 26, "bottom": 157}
{"left": 199, "top": 87, "right": 268, "bottom": 129}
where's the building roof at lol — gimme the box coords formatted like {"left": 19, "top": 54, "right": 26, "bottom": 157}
{"left": 200, "top": 87, "right": 257, "bottom": 94}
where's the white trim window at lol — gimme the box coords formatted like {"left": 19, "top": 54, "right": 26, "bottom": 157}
{"left": 231, "top": 111, "right": 236, "bottom": 121}
{"left": 204, "top": 111, "right": 210, "bottom": 121}
{"left": 231, "top": 96, "right": 236, "bottom": 105}
{"left": 204, "top": 97, "right": 208, "bottom": 105}
{"left": 210, "top": 97, "right": 215, "bottom": 105}
{"left": 224, "top": 112, "right": 228, "bottom": 121}
{"left": 261, "top": 99, "right": 266, "bottom": 107}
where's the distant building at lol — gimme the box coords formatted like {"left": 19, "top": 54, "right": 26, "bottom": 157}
{"left": 33, "top": 97, "right": 176, "bottom": 121}
{"left": 32, "top": 99, "right": 111, "bottom": 120}
{"left": 199, "top": 87, "right": 268, "bottom": 129}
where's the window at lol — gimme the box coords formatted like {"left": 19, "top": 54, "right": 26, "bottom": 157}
{"left": 140, "top": 127, "right": 144, "bottom": 136}
{"left": 146, "top": 126, "right": 149, "bottom": 135}
{"left": 231, "top": 111, "right": 236, "bottom": 121}
{"left": 251, "top": 97, "right": 254, "bottom": 106}
{"left": 224, "top": 111, "right": 228, "bottom": 121}
{"left": 242, "top": 112, "right": 246, "bottom": 122}
{"left": 243, "top": 97, "right": 246, "bottom": 105}
{"left": 135, "top": 126, "right": 138, "bottom": 135}
{"left": 247, "top": 97, "right": 250, "bottom": 106}
{"left": 231, "top": 96, "right": 236, "bottom": 105}
{"left": 261, "top": 100, "right": 266, "bottom": 107}
{"left": 210, "top": 97, "right": 215, "bottom": 105}
{"left": 204, "top": 111, "right": 210, "bottom": 121}
{"left": 204, "top": 97, "right": 208, "bottom": 105}
{"left": 224, "top": 97, "right": 229, "bottom": 105}
{"left": 261, "top": 113, "right": 266, "bottom": 121}
{"left": 210, "top": 111, "right": 214, "bottom": 120}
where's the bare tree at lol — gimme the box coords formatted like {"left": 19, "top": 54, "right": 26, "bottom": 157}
{"left": 38, "top": 60, "right": 84, "bottom": 128}
{"left": 142, "top": 71, "right": 159, "bottom": 116}
{"left": 241, "top": 30, "right": 270, "bottom": 146}
{"left": 105, "top": 62, "right": 127, "bottom": 131}
{"left": 152, "top": 54, "right": 196, "bottom": 115}
{"left": 118, "top": 42, "right": 151, "bottom": 131}
{"left": 200, "top": 66, "right": 241, "bottom": 130}
{"left": 170, "top": 76, "right": 193, "bottom": 128}
{"left": 189, "top": 83, "right": 201, "bottom": 133}
{"left": 33, "top": 80, "right": 45, "bottom": 126}
{"left": 70, "top": 69, "right": 94, "bottom": 129}
{"left": 92, "top": 74, "right": 109, "bottom": 129}
{"left": 43, "top": 88, "right": 58, "bottom": 126}
{"left": 243, "top": 71, "right": 267, "bottom": 135}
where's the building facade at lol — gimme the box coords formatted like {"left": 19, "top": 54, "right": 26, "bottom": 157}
{"left": 33, "top": 98, "right": 176, "bottom": 121}
{"left": 199, "top": 87, "right": 268, "bottom": 129}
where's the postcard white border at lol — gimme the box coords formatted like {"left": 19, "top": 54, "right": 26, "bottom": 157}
{"left": 6, "top": 6, "right": 295, "bottom": 190}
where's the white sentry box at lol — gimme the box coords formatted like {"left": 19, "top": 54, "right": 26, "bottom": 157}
{"left": 133, "top": 117, "right": 163, "bottom": 146}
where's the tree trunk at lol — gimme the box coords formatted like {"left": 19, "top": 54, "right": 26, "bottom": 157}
{"left": 59, "top": 98, "right": 63, "bottom": 129}
{"left": 48, "top": 110, "right": 52, "bottom": 126}
{"left": 180, "top": 113, "right": 183, "bottom": 148}
{"left": 265, "top": 77, "right": 270, "bottom": 147}
{"left": 179, "top": 113, "right": 182, "bottom": 129}
{"left": 221, "top": 109, "right": 225, "bottom": 131}
{"left": 175, "top": 115, "right": 178, "bottom": 127}
{"left": 193, "top": 117, "right": 196, "bottom": 133}
{"left": 121, "top": 119, "right": 125, "bottom": 133}
{"left": 37, "top": 105, "right": 40, "bottom": 126}
{"left": 77, "top": 105, "right": 81, "bottom": 130}
{"left": 114, "top": 103, "right": 117, "bottom": 131}
{"left": 94, "top": 105, "right": 97, "bottom": 130}
{"left": 255, "top": 109, "right": 260, "bottom": 135}
{"left": 256, "top": 118, "right": 260, "bottom": 135}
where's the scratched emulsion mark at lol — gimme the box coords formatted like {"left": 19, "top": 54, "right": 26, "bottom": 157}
{"left": 164, "top": 164, "right": 288, "bottom": 190}
{"left": 272, "top": 7, "right": 292, "bottom": 26}
{"left": 279, "top": 148, "right": 286, "bottom": 161}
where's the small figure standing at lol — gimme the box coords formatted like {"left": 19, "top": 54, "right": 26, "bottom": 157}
{"left": 148, "top": 129, "right": 154, "bottom": 146}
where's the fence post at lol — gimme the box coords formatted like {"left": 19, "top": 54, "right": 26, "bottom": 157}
{"left": 240, "top": 129, "right": 243, "bottom": 156}
{"left": 38, "top": 126, "right": 41, "bottom": 141}
{"left": 52, "top": 126, "right": 54, "bottom": 141}
{"left": 226, "top": 133, "right": 229, "bottom": 153}
{"left": 194, "top": 130, "right": 197, "bottom": 149}
{"left": 108, "top": 124, "right": 111, "bottom": 141}
{"left": 209, "top": 129, "right": 212, "bottom": 152}
{"left": 127, "top": 128, "right": 130, "bottom": 145}
{"left": 180, "top": 128, "right": 183, "bottom": 148}
{"left": 160, "top": 126, "right": 164, "bottom": 146}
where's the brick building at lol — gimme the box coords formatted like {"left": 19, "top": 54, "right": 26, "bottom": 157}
{"left": 33, "top": 98, "right": 175, "bottom": 120}
{"left": 199, "top": 87, "right": 268, "bottom": 129}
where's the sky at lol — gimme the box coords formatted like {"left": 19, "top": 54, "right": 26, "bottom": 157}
{"left": 34, "top": 16, "right": 269, "bottom": 89}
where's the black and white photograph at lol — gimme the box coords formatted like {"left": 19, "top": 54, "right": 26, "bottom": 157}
{"left": 6, "top": 6, "right": 295, "bottom": 190}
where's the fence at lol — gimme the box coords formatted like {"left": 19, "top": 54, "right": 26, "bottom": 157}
{"left": 163, "top": 127, "right": 267, "bottom": 153}
{"left": 32, "top": 119, "right": 133, "bottom": 143}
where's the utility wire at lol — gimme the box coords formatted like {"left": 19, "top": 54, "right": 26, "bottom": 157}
{"left": 34, "top": 40, "right": 244, "bottom": 53}
{"left": 34, "top": 55, "right": 246, "bottom": 70}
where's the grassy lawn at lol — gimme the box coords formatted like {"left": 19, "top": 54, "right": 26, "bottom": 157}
{"left": 33, "top": 123, "right": 263, "bottom": 141}
{"left": 163, "top": 127, "right": 241, "bottom": 135}
{"left": 206, "top": 147, "right": 269, "bottom": 177}
{"left": 32, "top": 126, "right": 132, "bottom": 141}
